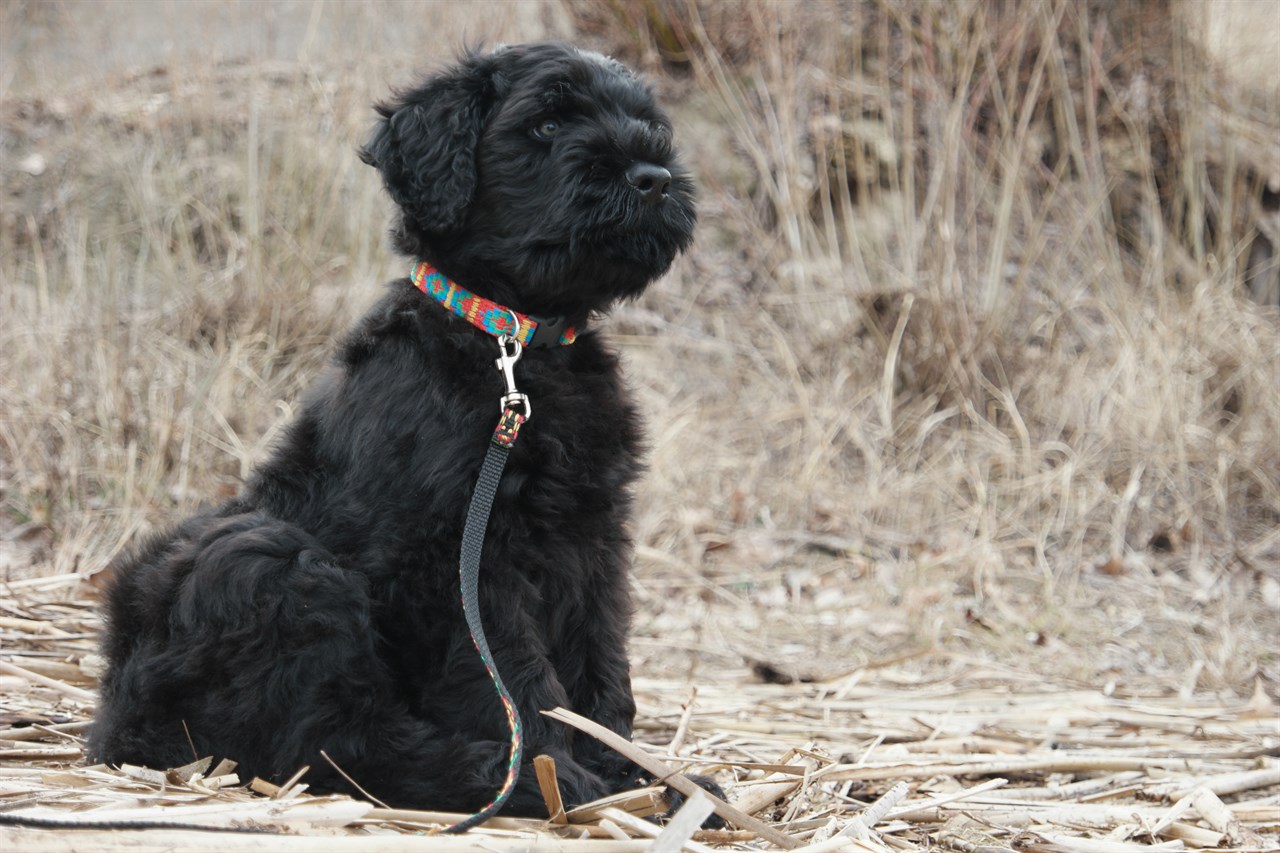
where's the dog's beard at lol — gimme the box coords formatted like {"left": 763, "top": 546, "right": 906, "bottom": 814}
{"left": 572, "top": 179, "right": 695, "bottom": 276}
{"left": 454, "top": 173, "right": 696, "bottom": 312}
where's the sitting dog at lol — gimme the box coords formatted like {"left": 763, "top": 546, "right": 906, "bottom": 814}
{"left": 88, "top": 42, "right": 705, "bottom": 818}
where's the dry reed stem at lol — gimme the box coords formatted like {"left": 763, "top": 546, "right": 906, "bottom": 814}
{"left": 733, "top": 753, "right": 823, "bottom": 816}
{"left": 544, "top": 706, "right": 803, "bottom": 849}
{"left": 0, "top": 660, "right": 95, "bottom": 703}
{"left": 0, "top": 826, "right": 675, "bottom": 853}
{"left": 645, "top": 792, "right": 718, "bottom": 853}
{"left": 536, "top": 754, "right": 569, "bottom": 825}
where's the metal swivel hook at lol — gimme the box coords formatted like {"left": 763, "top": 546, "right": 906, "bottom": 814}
{"left": 495, "top": 312, "right": 531, "bottom": 419}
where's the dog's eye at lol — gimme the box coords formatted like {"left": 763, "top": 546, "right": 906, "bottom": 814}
{"left": 532, "top": 118, "right": 560, "bottom": 140}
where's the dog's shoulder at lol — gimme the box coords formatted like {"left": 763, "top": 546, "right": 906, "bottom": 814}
{"left": 335, "top": 278, "right": 431, "bottom": 367}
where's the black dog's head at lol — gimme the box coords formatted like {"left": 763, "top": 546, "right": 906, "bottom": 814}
{"left": 360, "top": 42, "right": 696, "bottom": 317}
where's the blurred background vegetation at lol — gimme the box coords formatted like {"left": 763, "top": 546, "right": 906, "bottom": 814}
{"left": 1, "top": 0, "right": 1277, "bottom": 695}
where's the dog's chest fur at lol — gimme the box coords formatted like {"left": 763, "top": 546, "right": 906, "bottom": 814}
{"left": 243, "top": 281, "right": 641, "bottom": 724}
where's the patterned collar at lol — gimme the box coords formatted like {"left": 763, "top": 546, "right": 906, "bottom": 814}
{"left": 410, "top": 261, "right": 578, "bottom": 348}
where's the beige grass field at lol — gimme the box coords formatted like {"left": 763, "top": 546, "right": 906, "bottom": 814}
{"left": 1, "top": 1, "right": 1277, "bottom": 849}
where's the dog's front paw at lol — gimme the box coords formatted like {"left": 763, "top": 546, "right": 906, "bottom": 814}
{"left": 662, "top": 774, "right": 727, "bottom": 830}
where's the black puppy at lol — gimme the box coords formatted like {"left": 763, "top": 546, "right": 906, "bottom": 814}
{"left": 88, "top": 43, "right": 705, "bottom": 818}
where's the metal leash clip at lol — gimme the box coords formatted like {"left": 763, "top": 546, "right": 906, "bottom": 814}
{"left": 495, "top": 311, "right": 531, "bottom": 419}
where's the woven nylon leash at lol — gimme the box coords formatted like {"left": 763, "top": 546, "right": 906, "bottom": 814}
{"left": 442, "top": 331, "right": 532, "bottom": 834}
{"left": 411, "top": 262, "right": 575, "bottom": 832}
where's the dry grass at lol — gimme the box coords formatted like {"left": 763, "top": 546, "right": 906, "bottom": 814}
{"left": 1, "top": 577, "right": 1278, "bottom": 850}
{"left": 0, "top": 0, "right": 1277, "bottom": 849}
{"left": 605, "top": 0, "right": 1280, "bottom": 690}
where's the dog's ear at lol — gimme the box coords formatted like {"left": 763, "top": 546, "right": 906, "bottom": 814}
{"left": 360, "top": 53, "right": 500, "bottom": 233}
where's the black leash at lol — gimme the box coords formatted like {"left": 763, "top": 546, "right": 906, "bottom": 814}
{"left": 442, "top": 332, "right": 530, "bottom": 834}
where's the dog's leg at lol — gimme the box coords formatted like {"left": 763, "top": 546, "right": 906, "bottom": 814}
{"left": 443, "top": 589, "right": 631, "bottom": 813}
{"left": 90, "top": 512, "right": 597, "bottom": 815}
{"left": 550, "top": 560, "right": 728, "bottom": 826}
{"left": 90, "top": 513, "right": 408, "bottom": 777}
{"left": 547, "top": 562, "right": 640, "bottom": 790}
{"left": 365, "top": 570, "right": 639, "bottom": 816}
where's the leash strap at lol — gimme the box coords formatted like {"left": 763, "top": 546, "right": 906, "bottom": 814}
{"left": 443, "top": 375, "right": 528, "bottom": 832}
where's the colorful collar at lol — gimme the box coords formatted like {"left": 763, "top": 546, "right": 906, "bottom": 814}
{"left": 410, "top": 261, "right": 578, "bottom": 348}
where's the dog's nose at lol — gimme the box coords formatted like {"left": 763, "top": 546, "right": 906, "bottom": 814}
{"left": 625, "top": 162, "right": 672, "bottom": 206}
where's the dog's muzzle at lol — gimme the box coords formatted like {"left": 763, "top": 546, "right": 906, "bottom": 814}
{"left": 625, "top": 162, "right": 672, "bottom": 206}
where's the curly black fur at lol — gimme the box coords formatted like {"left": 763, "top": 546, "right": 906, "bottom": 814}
{"left": 87, "top": 43, "right": 715, "bottom": 819}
